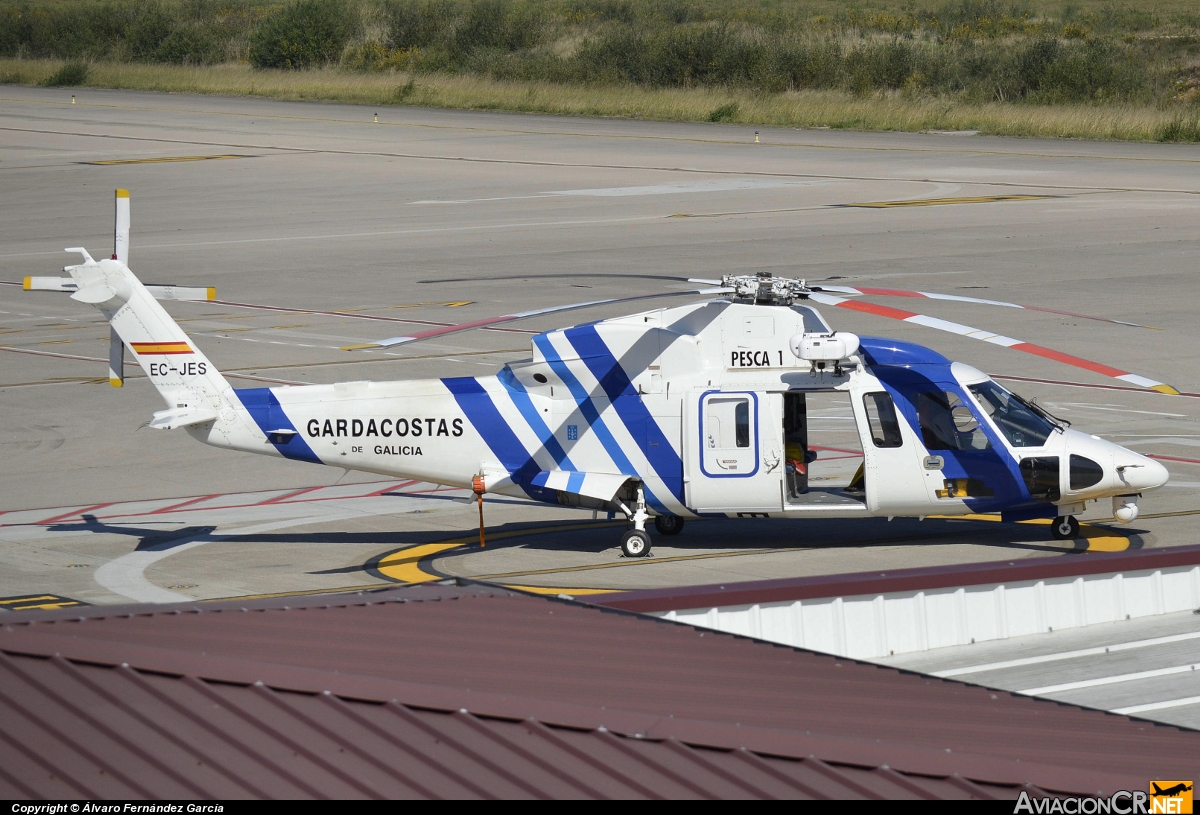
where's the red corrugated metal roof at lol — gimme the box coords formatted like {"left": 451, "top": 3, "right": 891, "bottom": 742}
{"left": 0, "top": 583, "right": 1193, "bottom": 799}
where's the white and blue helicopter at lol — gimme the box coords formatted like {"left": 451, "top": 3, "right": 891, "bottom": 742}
{"left": 29, "top": 191, "right": 1171, "bottom": 558}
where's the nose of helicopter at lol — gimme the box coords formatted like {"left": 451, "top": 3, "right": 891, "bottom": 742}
{"left": 1114, "top": 452, "right": 1169, "bottom": 492}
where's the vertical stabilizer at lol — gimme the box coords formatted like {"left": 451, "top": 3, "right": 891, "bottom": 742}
{"left": 64, "top": 251, "right": 235, "bottom": 430}
{"left": 113, "top": 189, "right": 129, "bottom": 264}
{"left": 109, "top": 188, "right": 131, "bottom": 385}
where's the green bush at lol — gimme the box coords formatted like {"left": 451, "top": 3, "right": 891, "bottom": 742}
{"left": 43, "top": 61, "right": 90, "bottom": 86}
{"left": 386, "top": 0, "right": 456, "bottom": 49}
{"left": 0, "top": 5, "right": 23, "bottom": 56}
{"left": 126, "top": 3, "right": 176, "bottom": 60}
{"left": 453, "top": 0, "right": 544, "bottom": 54}
{"left": 0, "top": 0, "right": 1188, "bottom": 111}
{"left": 1158, "top": 114, "right": 1200, "bottom": 142}
{"left": 249, "top": 0, "right": 357, "bottom": 69}
{"left": 708, "top": 101, "right": 738, "bottom": 121}
{"left": 26, "top": 6, "right": 103, "bottom": 58}
{"left": 155, "top": 22, "right": 221, "bottom": 63}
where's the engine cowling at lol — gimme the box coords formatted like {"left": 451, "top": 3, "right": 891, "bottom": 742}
{"left": 789, "top": 331, "right": 860, "bottom": 362}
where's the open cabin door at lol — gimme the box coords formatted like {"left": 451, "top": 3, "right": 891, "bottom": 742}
{"left": 684, "top": 390, "right": 782, "bottom": 513}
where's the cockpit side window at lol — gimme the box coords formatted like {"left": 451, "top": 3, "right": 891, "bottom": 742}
{"left": 967, "top": 380, "right": 1055, "bottom": 448}
{"left": 863, "top": 392, "right": 903, "bottom": 448}
{"left": 914, "top": 391, "right": 991, "bottom": 451}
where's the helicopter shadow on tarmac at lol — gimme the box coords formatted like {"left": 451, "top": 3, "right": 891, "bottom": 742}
{"left": 45, "top": 515, "right": 217, "bottom": 552}
{"left": 463, "top": 514, "right": 1146, "bottom": 559}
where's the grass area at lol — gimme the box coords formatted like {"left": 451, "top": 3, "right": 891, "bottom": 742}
{"left": 2, "top": 0, "right": 1200, "bottom": 142}
{"left": 5, "top": 56, "right": 1199, "bottom": 142}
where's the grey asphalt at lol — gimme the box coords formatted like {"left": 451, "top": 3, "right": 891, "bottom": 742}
{"left": 2, "top": 85, "right": 1200, "bottom": 607}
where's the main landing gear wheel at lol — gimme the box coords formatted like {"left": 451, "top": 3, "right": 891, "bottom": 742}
{"left": 621, "top": 529, "right": 652, "bottom": 558}
{"left": 1051, "top": 515, "right": 1080, "bottom": 540}
{"left": 653, "top": 515, "right": 685, "bottom": 536}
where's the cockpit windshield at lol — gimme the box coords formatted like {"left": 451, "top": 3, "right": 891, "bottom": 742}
{"left": 967, "top": 380, "right": 1058, "bottom": 448}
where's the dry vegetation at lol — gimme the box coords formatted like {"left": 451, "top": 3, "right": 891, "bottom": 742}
{"left": 2, "top": 0, "right": 1199, "bottom": 142}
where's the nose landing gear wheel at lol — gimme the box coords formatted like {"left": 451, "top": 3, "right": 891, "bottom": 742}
{"left": 621, "top": 529, "right": 652, "bottom": 558}
{"left": 653, "top": 516, "right": 685, "bottom": 536}
{"left": 1051, "top": 515, "right": 1080, "bottom": 540}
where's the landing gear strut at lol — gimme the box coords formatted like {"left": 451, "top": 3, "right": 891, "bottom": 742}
{"left": 619, "top": 482, "right": 653, "bottom": 558}
{"left": 1051, "top": 515, "right": 1080, "bottom": 540}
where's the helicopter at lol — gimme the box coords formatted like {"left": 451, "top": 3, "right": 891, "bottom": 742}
{"left": 26, "top": 191, "right": 1171, "bottom": 558}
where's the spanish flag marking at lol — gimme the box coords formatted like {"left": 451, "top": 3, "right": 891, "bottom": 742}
{"left": 130, "top": 341, "right": 192, "bottom": 355}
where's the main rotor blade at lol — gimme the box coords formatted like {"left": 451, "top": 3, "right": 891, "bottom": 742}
{"left": 806, "top": 291, "right": 1179, "bottom": 395}
{"left": 811, "top": 285, "right": 1153, "bottom": 329}
{"left": 342, "top": 289, "right": 720, "bottom": 350}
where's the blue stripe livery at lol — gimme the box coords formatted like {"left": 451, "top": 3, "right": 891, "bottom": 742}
{"left": 497, "top": 367, "right": 577, "bottom": 471}
{"left": 234, "top": 388, "right": 322, "bottom": 464}
{"left": 442, "top": 377, "right": 557, "bottom": 503}
{"left": 868, "top": 364, "right": 1034, "bottom": 514}
{"left": 532, "top": 334, "right": 667, "bottom": 512}
{"left": 564, "top": 326, "right": 685, "bottom": 504}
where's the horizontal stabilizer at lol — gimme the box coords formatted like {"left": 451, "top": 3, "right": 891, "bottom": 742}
{"left": 25, "top": 277, "right": 215, "bottom": 301}
{"left": 149, "top": 406, "right": 218, "bottom": 430}
{"left": 24, "top": 276, "right": 78, "bottom": 292}
{"left": 529, "top": 471, "right": 630, "bottom": 502}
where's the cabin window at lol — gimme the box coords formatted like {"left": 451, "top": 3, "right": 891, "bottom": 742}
{"left": 1021, "top": 456, "right": 1061, "bottom": 501}
{"left": 914, "top": 391, "right": 991, "bottom": 451}
{"left": 863, "top": 392, "right": 903, "bottom": 448}
{"left": 706, "top": 396, "right": 751, "bottom": 449}
{"left": 967, "top": 380, "right": 1055, "bottom": 447}
{"left": 1069, "top": 454, "right": 1105, "bottom": 490}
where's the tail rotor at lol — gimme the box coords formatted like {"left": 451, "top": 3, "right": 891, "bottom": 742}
{"left": 110, "top": 189, "right": 130, "bottom": 387}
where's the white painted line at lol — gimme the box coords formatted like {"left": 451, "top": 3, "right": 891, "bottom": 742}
{"left": 1113, "top": 695, "right": 1200, "bottom": 715}
{"left": 1046, "top": 404, "right": 1188, "bottom": 418}
{"left": 547, "top": 180, "right": 819, "bottom": 197}
{"left": 1131, "top": 438, "right": 1200, "bottom": 448}
{"left": 93, "top": 513, "right": 356, "bottom": 603}
{"left": 1019, "top": 664, "right": 1199, "bottom": 696}
{"left": 93, "top": 538, "right": 209, "bottom": 603}
{"left": 932, "top": 631, "right": 1200, "bottom": 677}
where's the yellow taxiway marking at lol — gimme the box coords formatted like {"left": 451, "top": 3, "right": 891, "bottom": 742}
{"left": 933, "top": 513, "right": 1131, "bottom": 552}
{"left": 472, "top": 546, "right": 808, "bottom": 582}
{"left": 0, "top": 593, "right": 87, "bottom": 611}
{"left": 374, "top": 542, "right": 469, "bottom": 583}
{"left": 1142, "top": 508, "right": 1200, "bottom": 519}
{"left": 372, "top": 521, "right": 626, "bottom": 584}
{"left": 504, "top": 585, "right": 619, "bottom": 596}
{"left": 387, "top": 302, "right": 475, "bottom": 309}
{"left": 212, "top": 583, "right": 388, "bottom": 603}
{"left": 83, "top": 154, "right": 253, "bottom": 166}
{"left": 841, "top": 195, "right": 1053, "bottom": 208}
{"left": 377, "top": 514, "right": 1132, "bottom": 587}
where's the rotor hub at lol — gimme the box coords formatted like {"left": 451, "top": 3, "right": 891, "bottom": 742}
{"left": 719, "top": 272, "right": 810, "bottom": 305}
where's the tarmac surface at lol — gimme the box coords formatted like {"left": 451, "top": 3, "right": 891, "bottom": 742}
{"left": 2, "top": 86, "right": 1200, "bottom": 609}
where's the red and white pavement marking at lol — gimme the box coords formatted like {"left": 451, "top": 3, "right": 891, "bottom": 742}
{"left": 814, "top": 285, "right": 1150, "bottom": 329}
{"left": 0, "top": 479, "right": 441, "bottom": 528}
{"left": 805, "top": 291, "right": 1179, "bottom": 395}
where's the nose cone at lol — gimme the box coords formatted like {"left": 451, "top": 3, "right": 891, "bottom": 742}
{"left": 1116, "top": 454, "right": 1169, "bottom": 492}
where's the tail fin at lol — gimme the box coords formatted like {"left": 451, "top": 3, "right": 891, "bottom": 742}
{"left": 65, "top": 251, "right": 232, "bottom": 430}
